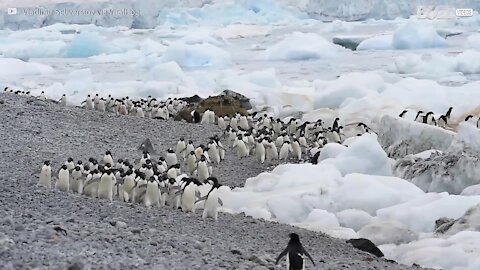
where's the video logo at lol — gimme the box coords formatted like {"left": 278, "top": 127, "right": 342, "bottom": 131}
{"left": 7, "top": 8, "right": 17, "bottom": 15}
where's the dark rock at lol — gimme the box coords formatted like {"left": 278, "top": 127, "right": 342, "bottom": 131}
{"left": 0, "top": 100, "right": 4, "bottom": 105}
{"left": 131, "top": 228, "right": 141, "bottom": 234}
{"left": 67, "top": 260, "right": 84, "bottom": 270}
{"left": 14, "top": 225, "right": 24, "bottom": 231}
{"left": 138, "top": 138, "right": 156, "bottom": 154}
{"left": 109, "top": 221, "right": 117, "bottom": 227}
{"left": 346, "top": 238, "right": 384, "bottom": 257}
{"left": 231, "top": 249, "right": 242, "bottom": 255}
{"left": 434, "top": 217, "right": 456, "bottom": 234}
{"left": 220, "top": 89, "right": 252, "bottom": 110}
{"left": 179, "top": 94, "right": 202, "bottom": 104}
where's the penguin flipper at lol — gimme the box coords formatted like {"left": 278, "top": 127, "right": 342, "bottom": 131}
{"left": 303, "top": 249, "right": 315, "bottom": 266}
{"left": 275, "top": 247, "right": 288, "bottom": 265}
{"left": 195, "top": 196, "right": 208, "bottom": 204}
{"left": 175, "top": 190, "right": 184, "bottom": 196}
{"left": 217, "top": 198, "right": 223, "bottom": 206}
{"left": 195, "top": 190, "right": 201, "bottom": 199}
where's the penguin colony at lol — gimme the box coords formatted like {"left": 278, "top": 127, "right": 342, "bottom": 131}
{"left": 399, "top": 107, "right": 480, "bottom": 129}
{"left": 2, "top": 88, "right": 407, "bottom": 269}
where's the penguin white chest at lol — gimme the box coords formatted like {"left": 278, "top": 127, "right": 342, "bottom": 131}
{"left": 56, "top": 169, "right": 70, "bottom": 192}
{"left": 39, "top": 165, "right": 52, "bottom": 188}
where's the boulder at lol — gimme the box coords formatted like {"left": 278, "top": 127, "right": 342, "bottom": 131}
{"left": 346, "top": 238, "right": 384, "bottom": 257}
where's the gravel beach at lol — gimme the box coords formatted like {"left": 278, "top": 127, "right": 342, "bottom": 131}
{"left": 0, "top": 93, "right": 426, "bottom": 270}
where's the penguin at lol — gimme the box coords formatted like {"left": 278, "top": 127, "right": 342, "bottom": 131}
{"left": 233, "top": 135, "right": 249, "bottom": 158}
{"left": 186, "top": 151, "right": 197, "bottom": 174}
{"left": 196, "top": 155, "right": 210, "bottom": 181}
{"left": 65, "top": 157, "right": 75, "bottom": 171}
{"left": 98, "top": 170, "right": 116, "bottom": 201}
{"left": 438, "top": 115, "right": 448, "bottom": 129}
{"left": 465, "top": 115, "right": 476, "bottom": 125}
{"left": 414, "top": 111, "right": 424, "bottom": 122}
{"left": 230, "top": 116, "right": 239, "bottom": 131}
{"left": 58, "top": 94, "right": 67, "bottom": 106}
{"left": 38, "top": 161, "right": 52, "bottom": 188}
{"left": 166, "top": 148, "right": 178, "bottom": 167}
{"left": 144, "top": 176, "right": 161, "bottom": 207}
{"left": 103, "top": 151, "right": 114, "bottom": 166}
{"left": 167, "top": 164, "right": 181, "bottom": 179}
{"left": 83, "top": 169, "right": 101, "bottom": 198}
{"left": 217, "top": 116, "right": 227, "bottom": 130}
{"left": 81, "top": 95, "right": 94, "bottom": 110}
{"left": 176, "top": 137, "right": 186, "bottom": 160}
{"left": 167, "top": 178, "right": 181, "bottom": 209}
{"left": 70, "top": 166, "right": 83, "bottom": 191}
{"left": 180, "top": 177, "right": 202, "bottom": 213}
{"left": 96, "top": 98, "right": 106, "bottom": 112}
{"left": 291, "top": 139, "right": 302, "bottom": 161}
{"left": 332, "top": 117, "right": 340, "bottom": 131}
{"left": 279, "top": 141, "right": 293, "bottom": 162}
{"left": 192, "top": 110, "right": 201, "bottom": 123}
{"left": 275, "top": 233, "right": 315, "bottom": 270}
{"left": 265, "top": 138, "right": 279, "bottom": 161}
{"left": 255, "top": 138, "right": 266, "bottom": 164}
{"left": 399, "top": 110, "right": 408, "bottom": 118}
{"left": 200, "top": 177, "right": 224, "bottom": 221}
{"left": 132, "top": 173, "right": 148, "bottom": 204}
{"left": 207, "top": 141, "right": 221, "bottom": 165}
{"left": 136, "top": 106, "right": 145, "bottom": 118}
{"left": 211, "top": 135, "right": 225, "bottom": 161}
{"left": 56, "top": 165, "right": 70, "bottom": 192}
{"left": 38, "top": 91, "right": 47, "bottom": 101}
{"left": 445, "top": 107, "right": 453, "bottom": 120}
{"left": 122, "top": 170, "right": 135, "bottom": 202}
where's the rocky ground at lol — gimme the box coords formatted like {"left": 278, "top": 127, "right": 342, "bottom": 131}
{"left": 0, "top": 93, "right": 426, "bottom": 270}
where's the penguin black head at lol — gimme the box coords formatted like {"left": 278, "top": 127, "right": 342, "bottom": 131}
{"left": 77, "top": 160, "right": 82, "bottom": 165}
{"left": 105, "top": 163, "right": 111, "bottom": 168}
{"left": 179, "top": 137, "right": 184, "bottom": 141}
{"left": 189, "top": 151, "right": 195, "bottom": 155}
{"left": 83, "top": 165, "right": 90, "bottom": 172}
{"left": 159, "top": 157, "right": 165, "bottom": 162}
{"left": 188, "top": 140, "right": 193, "bottom": 144}
{"left": 123, "top": 160, "right": 130, "bottom": 166}
{"left": 44, "top": 160, "right": 50, "bottom": 166}
{"left": 67, "top": 157, "right": 73, "bottom": 162}
{"left": 289, "top": 233, "right": 300, "bottom": 243}
{"left": 61, "top": 165, "right": 67, "bottom": 170}
{"left": 88, "top": 157, "right": 95, "bottom": 163}
{"left": 149, "top": 176, "right": 156, "bottom": 182}
{"left": 200, "top": 155, "right": 206, "bottom": 162}
{"left": 74, "top": 166, "right": 81, "bottom": 171}
{"left": 168, "top": 178, "right": 176, "bottom": 185}
{"left": 167, "top": 148, "right": 174, "bottom": 153}
{"left": 142, "top": 163, "right": 147, "bottom": 168}
{"left": 117, "top": 159, "right": 123, "bottom": 164}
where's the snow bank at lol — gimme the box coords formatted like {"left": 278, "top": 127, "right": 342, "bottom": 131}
{"left": 357, "top": 23, "right": 447, "bottom": 51}
{"left": 382, "top": 231, "right": 480, "bottom": 270}
{"left": 321, "top": 134, "right": 392, "bottom": 176}
{"left": 378, "top": 115, "right": 456, "bottom": 159}
{"left": 391, "top": 51, "right": 480, "bottom": 75}
{"left": 466, "top": 34, "right": 480, "bottom": 49}
{"left": 394, "top": 123, "right": 480, "bottom": 194}
{"left": 65, "top": 32, "right": 106, "bottom": 58}
{"left": 0, "top": 40, "right": 66, "bottom": 60}
{"left": 0, "top": 58, "right": 54, "bottom": 78}
{"left": 264, "top": 32, "right": 339, "bottom": 61}
{"left": 161, "top": 41, "right": 232, "bottom": 68}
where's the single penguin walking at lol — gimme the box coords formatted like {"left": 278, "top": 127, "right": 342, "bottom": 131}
{"left": 56, "top": 165, "right": 70, "bottom": 192}
{"left": 38, "top": 161, "right": 52, "bottom": 188}
{"left": 275, "top": 233, "right": 315, "bottom": 270}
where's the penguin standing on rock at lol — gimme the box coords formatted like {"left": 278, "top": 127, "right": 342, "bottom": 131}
{"left": 56, "top": 165, "right": 70, "bottom": 192}
{"left": 38, "top": 161, "right": 52, "bottom": 188}
{"left": 275, "top": 233, "right": 315, "bottom": 270}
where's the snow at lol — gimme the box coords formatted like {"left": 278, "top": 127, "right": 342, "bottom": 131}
{"left": 466, "top": 33, "right": 480, "bottom": 49}
{"left": 264, "top": 32, "right": 340, "bottom": 61}
{"left": 215, "top": 24, "right": 271, "bottom": 39}
{"left": 0, "top": 58, "right": 54, "bottom": 78}
{"left": 161, "top": 41, "right": 232, "bottom": 68}
{"left": 390, "top": 51, "right": 480, "bottom": 75}
{"left": 358, "top": 221, "right": 418, "bottom": 245}
{"left": 336, "top": 209, "right": 373, "bottom": 232}
{"left": 356, "top": 35, "right": 393, "bottom": 50}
